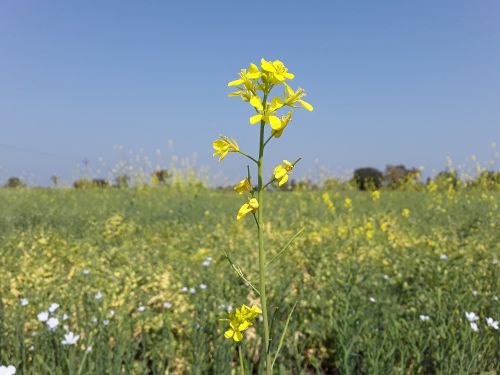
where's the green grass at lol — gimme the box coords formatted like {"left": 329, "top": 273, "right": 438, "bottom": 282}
{"left": 0, "top": 186, "right": 499, "bottom": 374}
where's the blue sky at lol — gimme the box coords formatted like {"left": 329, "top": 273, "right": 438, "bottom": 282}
{"left": 1, "top": 0, "right": 499, "bottom": 185}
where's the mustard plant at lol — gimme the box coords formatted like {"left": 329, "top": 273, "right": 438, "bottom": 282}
{"left": 212, "top": 58, "right": 313, "bottom": 374}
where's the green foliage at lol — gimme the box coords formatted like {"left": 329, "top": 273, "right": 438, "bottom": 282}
{"left": 0, "top": 187, "right": 498, "bottom": 373}
{"left": 73, "top": 179, "right": 109, "bottom": 189}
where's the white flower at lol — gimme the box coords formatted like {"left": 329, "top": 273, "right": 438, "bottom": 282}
{"left": 85, "top": 345, "right": 93, "bottom": 353}
{"left": 486, "top": 317, "right": 499, "bottom": 330}
{"left": 82, "top": 269, "right": 90, "bottom": 276}
{"left": 48, "top": 303, "right": 60, "bottom": 313}
{"left": 62, "top": 314, "right": 69, "bottom": 321}
{"left": 63, "top": 325, "right": 69, "bottom": 331}
{"left": 492, "top": 258, "right": 498, "bottom": 265}
{"left": 47, "top": 317, "right": 59, "bottom": 331}
{"left": 20, "top": 298, "right": 29, "bottom": 307}
{"left": 470, "top": 322, "right": 479, "bottom": 332}
{"left": 103, "top": 319, "right": 110, "bottom": 326}
{"left": 199, "top": 284, "right": 207, "bottom": 290}
{"left": 189, "top": 287, "right": 196, "bottom": 294}
{"left": 180, "top": 287, "right": 188, "bottom": 293}
{"left": 440, "top": 254, "right": 448, "bottom": 260}
{"left": 369, "top": 297, "right": 377, "bottom": 304}
{"left": 472, "top": 290, "right": 478, "bottom": 297}
{"left": 201, "top": 260, "right": 211, "bottom": 267}
{"left": 419, "top": 315, "right": 430, "bottom": 321}
{"left": 226, "top": 305, "right": 233, "bottom": 312}
{"left": 205, "top": 256, "right": 213, "bottom": 262}
{"left": 61, "top": 331, "right": 79, "bottom": 345}
{"left": 465, "top": 311, "right": 479, "bottom": 322}
{"left": 163, "top": 302, "right": 172, "bottom": 309}
{"left": 108, "top": 310, "right": 115, "bottom": 317}
{"left": 0, "top": 365, "right": 16, "bottom": 375}
{"left": 137, "top": 306, "right": 145, "bottom": 313}
{"left": 37, "top": 311, "right": 49, "bottom": 322}
{"left": 95, "top": 291, "right": 103, "bottom": 301}
{"left": 383, "top": 275, "right": 390, "bottom": 281}
{"left": 91, "top": 317, "right": 98, "bottom": 324}
{"left": 493, "top": 296, "right": 499, "bottom": 302}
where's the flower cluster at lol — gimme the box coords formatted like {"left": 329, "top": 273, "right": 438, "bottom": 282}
{"left": 222, "top": 304, "right": 262, "bottom": 342}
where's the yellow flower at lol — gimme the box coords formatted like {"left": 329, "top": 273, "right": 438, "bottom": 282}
{"left": 228, "top": 63, "right": 261, "bottom": 88}
{"left": 274, "top": 160, "right": 294, "bottom": 186}
{"left": 402, "top": 208, "right": 410, "bottom": 218}
{"left": 212, "top": 136, "right": 240, "bottom": 162}
{"left": 371, "top": 190, "right": 381, "bottom": 201}
{"left": 223, "top": 304, "right": 262, "bottom": 342}
{"left": 234, "top": 178, "right": 252, "bottom": 195}
{"left": 249, "top": 94, "right": 283, "bottom": 130}
{"left": 272, "top": 111, "right": 292, "bottom": 138}
{"left": 260, "top": 58, "right": 295, "bottom": 83}
{"left": 284, "top": 84, "right": 313, "bottom": 111}
{"left": 344, "top": 197, "right": 353, "bottom": 210}
{"left": 237, "top": 198, "right": 259, "bottom": 220}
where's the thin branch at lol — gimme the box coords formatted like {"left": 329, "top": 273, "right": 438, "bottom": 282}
{"left": 238, "top": 151, "right": 259, "bottom": 164}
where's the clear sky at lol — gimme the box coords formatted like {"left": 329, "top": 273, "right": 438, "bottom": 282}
{"left": 1, "top": 0, "right": 499, "bottom": 186}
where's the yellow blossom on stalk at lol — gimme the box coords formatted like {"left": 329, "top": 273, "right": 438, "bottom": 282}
{"left": 223, "top": 304, "right": 262, "bottom": 342}
{"left": 344, "top": 197, "right": 353, "bottom": 210}
{"left": 228, "top": 63, "right": 262, "bottom": 102}
{"left": 402, "top": 208, "right": 410, "bottom": 218}
{"left": 274, "top": 160, "right": 294, "bottom": 186}
{"left": 284, "top": 84, "right": 314, "bottom": 111}
{"left": 249, "top": 95, "right": 283, "bottom": 130}
{"left": 272, "top": 111, "right": 292, "bottom": 138}
{"left": 237, "top": 198, "right": 259, "bottom": 220}
{"left": 228, "top": 63, "right": 261, "bottom": 88}
{"left": 212, "top": 136, "right": 240, "bottom": 162}
{"left": 234, "top": 178, "right": 252, "bottom": 194}
{"left": 322, "top": 192, "right": 336, "bottom": 212}
{"left": 260, "top": 58, "right": 295, "bottom": 84}
{"left": 371, "top": 190, "right": 381, "bottom": 201}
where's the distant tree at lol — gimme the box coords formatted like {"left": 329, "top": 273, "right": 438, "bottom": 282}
{"left": 4, "top": 177, "right": 25, "bottom": 188}
{"left": 384, "top": 165, "right": 421, "bottom": 189}
{"left": 114, "top": 174, "right": 130, "bottom": 188}
{"left": 152, "top": 170, "right": 170, "bottom": 186}
{"left": 352, "top": 167, "right": 383, "bottom": 190}
{"left": 50, "top": 175, "right": 59, "bottom": 187}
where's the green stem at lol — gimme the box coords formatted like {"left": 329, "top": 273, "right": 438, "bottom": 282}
{"left": 238, "top": 344, "right": 245, "bottom": 375}
{"left": 257, "top": 92, "right": 272, "bottom": 375}
{"left": 238, "top": 150, "right": 259, "bottom": 164}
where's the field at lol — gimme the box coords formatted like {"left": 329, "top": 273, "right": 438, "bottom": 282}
{"left": 0, "top": 185, "right": 499, "bottom": 374}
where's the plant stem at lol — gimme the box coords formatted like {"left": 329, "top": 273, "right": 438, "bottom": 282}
{"left": 257, "top": 90, "right": 272, "bottom": 374}
{"left": 238, "top": 344, "right": 245, "bottom": 375}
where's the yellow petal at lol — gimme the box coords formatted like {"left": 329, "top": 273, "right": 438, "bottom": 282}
{"left": 299, "top": 100, "right": 314, "bottom": 111}
{"left": 228, "top": 79, "right": 244, "bottom": 87}
{"left": 249, "top": 114, "right": 263, "bottom": 124}
{"left": 268, "top": 115, "right": 282, "bottom": 130}
{"left": 250, "top": 95, "right": 263, "bottom": 111}
{"left": 285, "top": 72, "right": 295, "bottom": 79}
{"left": 278, "top": 174, "right": 289, "bottom": 186}
{"left": 233, "top": 331, "right": 243, "bottom": 342}
{"left": 224, "top": 329, "right": 234, "bottom": 339}
{"left": 248, "top": 198, "right": 259, "bottom": 209}
{"left": 261, "top": 58, "right": 276, "bottom": 73}
{"left": 274, "top": 167, "right": 286, "bottom": 180}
